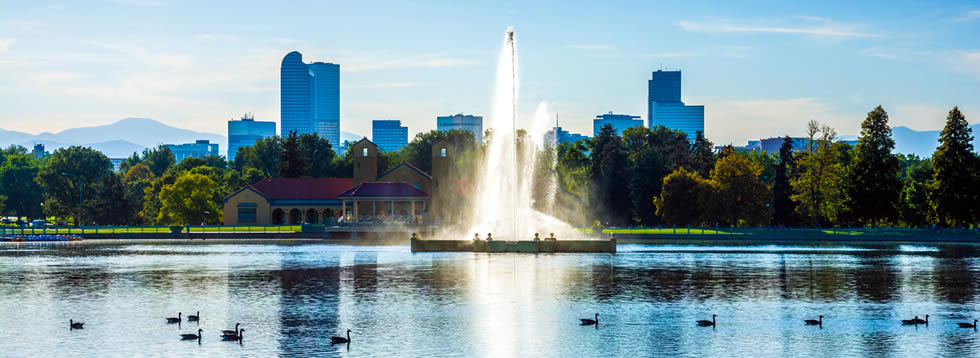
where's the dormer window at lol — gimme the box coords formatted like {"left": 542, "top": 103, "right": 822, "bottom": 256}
{"left": 362, "top": 147, "right": 368, "bottom": 157}
{"left": 440, "top": 147, "right": 447, "bottom": 157}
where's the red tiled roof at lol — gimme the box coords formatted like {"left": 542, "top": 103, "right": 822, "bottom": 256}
{"left": 248, "top": 177, "right": 354, "bottom": 200}
{"left": 338, "top": 182, "right": 430, "bottom": 198}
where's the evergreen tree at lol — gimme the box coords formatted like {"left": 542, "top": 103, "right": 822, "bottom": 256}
{"left": 846, "top": 106, "right": 902, "bottom": 225}
{"left": 690, "top": 131, "right": 715, "bottom": 177}
{"left": 771, "top": 136, "right": 796, "bottom": 226}
{"left": 278, "top": 130, "right": 309, "bottom": 178}
{"left": 900, "top": 158, "right": 932, "bottom": 227}
{"left": 590, "top": 124, "right": 630, "bottom": 225}
{"left": 928, "top": 107, "right": 978, "bottom": 227}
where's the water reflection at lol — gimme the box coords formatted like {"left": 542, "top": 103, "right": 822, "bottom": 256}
{"left": 0, "top": 242, "right": 978, "bottom": 357}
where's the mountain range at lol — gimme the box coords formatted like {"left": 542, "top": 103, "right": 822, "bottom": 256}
{"left": 0, "top": 118, "right": 364, "bottom": 158}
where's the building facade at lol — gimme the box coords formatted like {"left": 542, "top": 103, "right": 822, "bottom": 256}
{"left": 280, "top": 51, "right": 340, "bottom": 147}
{"left": 593, "top": 112, "right": 643, "bottom": 137}
{"left": 372, "top": 120, "right": 408, "bottom": 152}
{"left": 543, "top": 126, "right": 589, "bottom": 146}
{"left": 437, "top": 114, "right": 483, "bottom": 142}
{"left": 228, "top": 113, "right": 276, "bottom": 161}
{"left": 648, "top": 70, "right": 704, "bottom": 141}
{"left": 166, "top": 140, "right": 220, "bottom": 162}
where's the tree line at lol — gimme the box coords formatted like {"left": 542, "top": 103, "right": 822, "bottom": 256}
{"left": 546, "top": 106, "right": 977, "bottom": 228}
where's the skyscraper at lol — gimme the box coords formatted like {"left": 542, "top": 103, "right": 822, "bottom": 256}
{"left": 166, "top": 140, "right": 219, "bottom": 162}
{"left": 280, "top": 51, "right": 340, "bottom": 146}
{"left": 593, "top": 112, "right": 643, "bottom": 137}
{"left": 647, "top": 70, "right": 704, "bottom": 141}
{"left": 372, "top": 120, "right": 408, "bottom": 152}
{"left": 437, "top": 114, "right": 483, "bottom": 142}
{"left": 228, "top": 113, "right": 276, "bottom": 161}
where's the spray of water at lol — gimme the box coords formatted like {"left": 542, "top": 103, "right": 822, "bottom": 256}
{"left": 460, "top": 27, "right": 582, "bottom": 241}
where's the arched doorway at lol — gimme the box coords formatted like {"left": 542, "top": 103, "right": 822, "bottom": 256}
{"left": 305, "top": 209, "right": 318, "bottom": 224}
{"left": 272, "top": 208, "right": 284, "bottom": 225}
{"left": 288, "top": 209, "right": 302, "bottom": 224}
{"left": 322, "top": 208, "right": 334, "bottom": 225}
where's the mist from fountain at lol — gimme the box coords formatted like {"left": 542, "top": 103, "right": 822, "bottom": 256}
{"left": 462, "top": 27, "right": 583, "bottom": 241}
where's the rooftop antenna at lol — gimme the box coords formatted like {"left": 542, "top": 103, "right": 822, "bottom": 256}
{"left": 556, "top": 112, "right": 559, "bottom": 128}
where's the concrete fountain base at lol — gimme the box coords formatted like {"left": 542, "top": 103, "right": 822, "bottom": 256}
{"left": 410, "top": 237, "right": 616, "bottom": 253}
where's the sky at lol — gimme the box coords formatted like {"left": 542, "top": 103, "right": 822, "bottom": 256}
{"left": 0, "top": 0, "right": 978, "bottom": 146}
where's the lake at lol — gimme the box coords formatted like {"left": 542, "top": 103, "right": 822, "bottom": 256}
{"left": 1, "top": 240, "right": 978, "bottom": 357}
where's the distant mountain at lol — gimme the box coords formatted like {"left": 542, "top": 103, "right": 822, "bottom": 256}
{"left": 0, "top": 118, "right": 226, "bottom": 158}
{"left": 892, "top": 124, "right": 980, "bottom": 157}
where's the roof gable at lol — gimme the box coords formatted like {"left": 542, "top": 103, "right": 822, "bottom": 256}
{"left": 378, "top": 161, "right": 432, "bottom": 181}
{"left": 339, "top": 182, "right": 430, "bottom": 198}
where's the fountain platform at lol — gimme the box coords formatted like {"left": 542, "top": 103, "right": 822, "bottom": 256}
{"left": 410, "top": 237, "right": 616, "bottom": 253}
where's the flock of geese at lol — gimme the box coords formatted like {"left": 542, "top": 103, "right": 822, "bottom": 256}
{"left": 580, "top": 313, "right": 979, "bottom": 329}
{"left": 69, "top": 311, "right": 353, "bottom": 346}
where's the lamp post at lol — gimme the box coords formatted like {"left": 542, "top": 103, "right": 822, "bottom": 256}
{"left": 61, "top": 172, "right": 82, "bottom": 226}
{"left": 202, "top": 211, "right": 210, "bottom": 226}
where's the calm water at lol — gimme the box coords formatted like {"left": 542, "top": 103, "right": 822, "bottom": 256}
{"left": 1, "top": 240, "right": 979, "bottom": 357}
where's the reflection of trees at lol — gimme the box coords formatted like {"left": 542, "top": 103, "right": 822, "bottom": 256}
{"left": 273, "top": 254, "right": 341, "bottom": 356}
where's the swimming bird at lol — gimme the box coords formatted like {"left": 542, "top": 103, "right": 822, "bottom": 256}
{"left": 901, "top": 316, "right": 920, "bottom": 325}
{"left": 957, "top": 320, "right": 977, "bottom": 329}
{"left": 579, "top": 313, "right": 598, "bottom": 326}
{"left": 187, "top": 311, "right": 199, "bottom": 322}
{"left": 221, "top": 323, "right": 240, "bottom": 336}
{"left": 69, "top": 319, "right": 84, "bottom": 330}
{"left": 697, "top": 314, "right": 717, "bottom": 327}
{"left": 222, "top": 329, "right": 243, "bottom": 341}
{"left": 180, "top": 329, "right": 203, "bottom": 342}
{"left": 166, "top": 312, "right": 182, "bottom": 324}
{"left": 331, "top": 329, "right": 351, "bottom": 344}
{"left": 805, "top": 315, "right": 823, "bottom": 326}
{"left": 913, "top": 315, "right": 929, "bottom": 325}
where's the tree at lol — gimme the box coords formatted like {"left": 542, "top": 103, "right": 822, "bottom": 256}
{"left": 928, "top": 107, "right": 978, "bottom": 227}
{"left": 122, "top": 163, "right": 154, "bottom": 225}
{"left": 589, "top": 124, "right": 630, "bottom": 225}
{"left": 790, "top": 121, "right": 844, "bottom": 225}
{"left": 278, "top": 130, "right": 309, "bottom": 178}
{"left": 143, "top": 146, "right": 176, "bottom": 177}
{"left": 771, "top": 137, "right": 796, "bottom": 226}
{"left": 0, "top": 154, "right": 44, "bottom": 219}
{"left": 237, "top": 136, "right": 281, "bottom": 178}
{"left": 84, "top": 172, "right": 135, "bottom": 225}
{"left": 709, "top": 154, "right": 771, "bottom": 226}
{"left": 157, "top": 172, "right": 220, "bottom": 225}
{"left": 846, "top": 106, "right": 902, "bottom": 225}
{"left": 298, "top": 132, "right": 337, "bottom": 177}
{"left": 621, "top": 126, "right": 666, "bottom": 225}
{"left": 654, "top": 167, "right": 711, "bottom": 226}
{"left": 690, "top": 131, "right": 715, "bottom": 177}
{"left": 36, "top": 146, "right": 113, "bottom": 225}
{"left": 400, "top": 129, "right": 477, "bottom": 174}
{"left": 900, "top": 157, "right": 932, "bottom": 227}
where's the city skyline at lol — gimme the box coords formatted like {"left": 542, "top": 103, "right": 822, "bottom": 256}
{"left": 0, "top": 1, "right": 978, "bottom": 147}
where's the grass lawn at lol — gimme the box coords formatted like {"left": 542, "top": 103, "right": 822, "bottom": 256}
{"left": 2, "top": 225, "right": 303, "bottom": 235}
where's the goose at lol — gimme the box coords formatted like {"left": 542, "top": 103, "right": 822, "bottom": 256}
{"left": 957, "top": 320, "right": 977, "bottom": 329}
{"left": 913, "top": 315, "right": 929, "bottom": 325}
{"left": 579, "top": 313, "right": 598, "bottom": 326}
{"left": 180, "top": 329, "right": 203, "bottom": 342}
{"left": 166, "top": 312, "right": 182, "bottom": 324}
{"left": 804, "top": 315, "right": 823, "bottom": 326}
{"left": 697, "top": 314, "right": 717, "bottom": 327}
{"left": 901, "top": 316, "right": 920, "bottom": 325}
{"left": 331, "top": 329, "right": 351, "bottom": 344}
{"left": 221, "top": 323, "right": 241, "bottom": 336}
{"left": 69, "top": 319, "right": 84, "bottom": 330}
{"left": 222, "top": 329, "right": 243, "bottom": 341}
{"left": 187, "top": 311, "right": 199, "bottom": 322}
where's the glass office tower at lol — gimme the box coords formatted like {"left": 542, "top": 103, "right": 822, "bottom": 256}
{"left": 228, "top": 113, "right": 276, "bottom": 161}
{"left": 372, "top": 120, "right": 408, "bottom": 152}
{"left": 592, "top": 112, "right": 643, "bottom": 137}
{"left": 280, "top": 51, "right": 340, "bottom": 146}
{"left": 437, "top": 114, "right": 484, "bottom": 142}
{"left": 647, "top": 70, "right": 704, "bottom": 141}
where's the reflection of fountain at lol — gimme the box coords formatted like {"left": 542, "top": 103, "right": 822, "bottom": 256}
{"left": 464, "top": 27, "right": 582, "bottom": 241}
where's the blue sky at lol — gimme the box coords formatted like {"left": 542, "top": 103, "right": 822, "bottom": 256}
{"left": 0, "top": 0, "right": 978, "bottom": 146}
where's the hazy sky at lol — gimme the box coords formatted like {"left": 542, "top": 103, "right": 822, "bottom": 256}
{"left": 0, "top": 0, "right": 978, "bottom": 145}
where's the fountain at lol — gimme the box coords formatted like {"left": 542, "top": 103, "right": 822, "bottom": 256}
{"left": 411, "top": 27, "right": 614, "bottom": 253}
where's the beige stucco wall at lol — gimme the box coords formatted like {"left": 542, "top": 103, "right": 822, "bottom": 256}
{"left": 223, "top": 187, "right": 272, "bottom": 225}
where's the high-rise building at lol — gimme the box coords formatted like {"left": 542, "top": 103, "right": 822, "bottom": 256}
{"left": 437, "top": 114, "right": 483, "bottom": 142}
{"left": 166, "top": 140, "right": 219, "bottom": 162}
{"left": 372, "top": 120, "right": 408, "bottom": 152}
{"left": 228, "top": 113, "right": 276, "bottom": 161}
{"left": 648, "top": 70, "right": 704, "bottom": 141}
{"left": 280, "top": 51, "right": 340, "bottom": 147}
{"left": 544, "top": 127, "right": 589, "bottom": 146}
{"left": 593, "top": 112, "right": 643, "bottom": 137}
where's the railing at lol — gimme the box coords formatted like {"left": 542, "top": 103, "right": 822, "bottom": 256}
{"left": 0, "top": 225, "right": 304, "bottom": 235}
{"left": 582, "top": 226, "right": 979, "bottom": 237}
